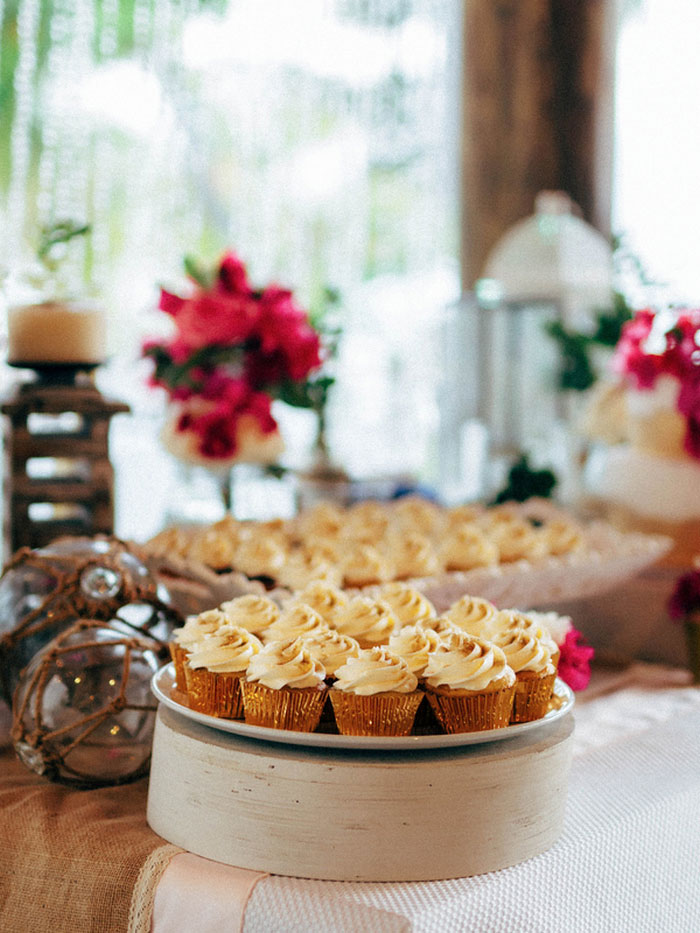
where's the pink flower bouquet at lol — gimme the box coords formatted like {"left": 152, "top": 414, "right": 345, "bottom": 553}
{"left": 614, "top": 307, "right": 700, "bottom": 459}
{"left": 143, "top": 252, "right": 325, "bottom": 467}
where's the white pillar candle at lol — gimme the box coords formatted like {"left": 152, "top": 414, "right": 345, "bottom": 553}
{"left": 7, "top": 301, "right": 107, "bottom": 365}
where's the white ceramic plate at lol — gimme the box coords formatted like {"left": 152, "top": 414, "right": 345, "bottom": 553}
{"left": 151, "top": 664, "right": 575, "bottom": 751}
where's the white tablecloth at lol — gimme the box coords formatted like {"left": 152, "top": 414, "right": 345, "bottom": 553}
{"left": 153, "top": 663, "right": 700, "bottom": 933}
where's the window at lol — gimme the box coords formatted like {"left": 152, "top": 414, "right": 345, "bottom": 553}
{"left": 0, "top": 0, "right": 462, "bottom": 540}
{"left": 613, "top": 0, "right": 700, "bottom": 303}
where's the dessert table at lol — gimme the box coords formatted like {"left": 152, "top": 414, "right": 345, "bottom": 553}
{"left": 2, "top": 662, "right": 699, "bottom": 933}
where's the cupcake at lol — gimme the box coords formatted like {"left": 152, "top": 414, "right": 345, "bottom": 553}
{"left": 391, "top": 496, "right": 444, "bottom": 537}
{"left": 488, "top": 519, "right": 548, "bottom": 564}
{"left": 189, "top": 527, "right": 237, "bottom": 572}
{"left": 541, "top": 518, "right": 584, "bottom": 557}
{"left": 341, "top": 544, "right": 392, "bottom": 588}
{"left": 379, "top": 582, "right": 436, "bottom": 627}
{"left": 445, "top": 503, "right": 486, "bottom": 527}
{"left": 276, "top": 549, "right": 342, "bottom": 591}
{"left": 241, "top": 638, "right": 328, "bottom": 732}
{"left": 329, "top": 646, "right": 423, "bottom": 736}
{"left": 184, "top": 625, "right": 262, "bottom": 718}
{"left": 233, "top": 534, "right": 287, "bottom": 582}
{"left": 490, "top": 627, "right": 556, "bottom": 723}
{"left": 492, "top": 609, "right": 560, "bottom": 668}
{"left": 334, "top": 596, "right": 398, "bottom": 648}
{"left": 220, "top": 594, "right": 281, "bottom": 640}
{"left": 389, "top": 532, "right": 441, "bottom": 580}
{"left": 440, "top": 525, "right": 499, "bottom": 571}
{"left": 263, "top": 602, "right": 331, "bottom": 644}
{"left": 343, "top": 500, "right": 391, "bottom": 542}
{"left": 445, "top": 595, "right": 498, "bottom": 639}
{"left": 169, "top": 609, "right": 228, "bottom": 690}
{"left": 294, "top": 501, "right": 345, "bottom": 541}
{"left": 520, "top": 610, "right": 571, "bottom": 667}
{"left": 422, "top": 631, "right": 516, "bottom": 733}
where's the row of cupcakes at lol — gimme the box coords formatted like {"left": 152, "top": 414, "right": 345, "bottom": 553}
{"left": 169, "top": 583, "right": 562, "bottom": 736}
{"left": 147, "top": 497, "right": 584, "bottom": 590}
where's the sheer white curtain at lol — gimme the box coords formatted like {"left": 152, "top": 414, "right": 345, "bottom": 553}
{"left": 0, "top": 0, "right": 462, "bottom": 539}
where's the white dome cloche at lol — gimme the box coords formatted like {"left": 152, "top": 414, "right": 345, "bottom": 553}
{"left": 477, "top": 191, "right": 614, "bottom": 322}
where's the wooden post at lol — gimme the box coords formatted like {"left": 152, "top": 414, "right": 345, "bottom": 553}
{"left": 461, "top": 0, "right": 617, "bottom": 289}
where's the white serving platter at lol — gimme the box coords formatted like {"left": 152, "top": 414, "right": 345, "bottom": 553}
{"left": 151, "top": 662, "right": 574, "bottom": 751}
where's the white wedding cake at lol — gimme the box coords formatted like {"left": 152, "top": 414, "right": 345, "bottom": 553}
{"left": 581, "top": 309, "right": 700, "bottom": 567}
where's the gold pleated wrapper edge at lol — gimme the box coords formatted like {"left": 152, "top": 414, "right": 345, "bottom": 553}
{"left": 510, "top": 670, "right": 557, "bottom": 724}
{"left": 425, "top": 682, "right": 515, "bottom": 733}
{"left": 184, "top": 666, "right": 244, "bottom": 719}
{"left": 241, "top": 680, "right": 328, "bottom": 732}
{"left": 170, "top": 642, "right": 188, "bottom": 692}
{"left": 329, "top": 689, "right": 424, "bottom": 736}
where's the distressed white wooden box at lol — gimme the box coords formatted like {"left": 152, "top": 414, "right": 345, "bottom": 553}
{"left": 147, "top": 704, "right": 574, "bottom": 882}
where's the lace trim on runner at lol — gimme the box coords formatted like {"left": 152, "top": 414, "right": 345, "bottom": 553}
{"left": 128, "top": 842, "right": 184, "bottom": 933}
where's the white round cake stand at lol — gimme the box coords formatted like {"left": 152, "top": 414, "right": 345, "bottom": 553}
{"left": 147, "top": 705, "right": 574, "bottom": 882}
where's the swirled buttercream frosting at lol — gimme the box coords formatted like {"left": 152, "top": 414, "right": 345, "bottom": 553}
{"left": 333, "top": 646, "right": 418, "bottom": 695}
{"left": 492, "top": 609, "right": 559, "bottom": 657}
{"left": 341, "top": 544, "right": 392, "bottom": 587}
{"left": 379, "top": 582, "right": 436, "bottom": 626}
{"left": 187, "top": 625, "right": 262, "bottom": 673}
{"left": 490, "top": 628, "right": 553, "bottom": 674}
{"left": 390, "top": 532, "right": 440, "bottom": 579}
{"left": 488, "top": 520, "right": 547, "bottom": 563}
{"left": 264, "top": 603, "right": 330, "bottom": 644}
{"left": 220, "top": 594, "right": 280, "bottom": 636}
{"left": 233, "top": 535, "right": 287, "bottom": 577}
{"left": 417, "top": 615, "right": 463, "bottom": 640}
{"left": 423, "top": 631, "right": 515, "bottom": 691}
{"left": 440, "top": 526, "right": 499, "bottom": 571}
{"left": 300, "top": 628, "right": 361, "bottom": 676}
{"left": 334, "top": 596, "right": 398, "bottom": 646}
{"left": 392, "top": 496, "right": 444, "bottom": 536}
{"left": 445, "top": 595, "right": 498, "bottom": 638}
{"left": 388, "top": 625, "right": 441, "bottom": 676}
{"left": 189, "top": 528, "right": 237, "bottom": 571}
{"left": 174, "top": 609, "right": 228, "bottom": 648}
{"left": 289, "top": 581, "right": 349, "bottom": 624}
{"left": 245, "top": 638, "right": 326, "bottom": 689}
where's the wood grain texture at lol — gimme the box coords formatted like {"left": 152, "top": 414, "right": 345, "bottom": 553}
{"left": 461, "top": 0, "right": 616, "bottom": 287}
{"left": 147, "top": 705, "right": 574, "bottom": 881}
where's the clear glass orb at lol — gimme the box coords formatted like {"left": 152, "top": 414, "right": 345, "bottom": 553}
{"left": 12, "top": 622, "right": 160, "bottom": 786}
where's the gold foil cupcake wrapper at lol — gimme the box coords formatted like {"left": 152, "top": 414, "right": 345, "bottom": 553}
{"left": 185, "top": 666, "right": 244, "bottom": 719}
{"left": 329, "top": 690, "right": 423, "bottom": 736}
{"left": 425, "top": 684, "right": 515, "bottom": 733}
{"left": 241, "top": 681, "right": 327, "bottom": 732}
{"left": 510, "top": 671, "right": 556, "bottom": 724}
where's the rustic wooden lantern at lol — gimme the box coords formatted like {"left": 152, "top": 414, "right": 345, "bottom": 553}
{"left": 1, "top": 368, "right": 130, "bottom": 556}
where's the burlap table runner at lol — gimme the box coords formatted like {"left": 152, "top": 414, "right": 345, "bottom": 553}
{"left": 0, "top": 746, "right": 182, "bottom": 933}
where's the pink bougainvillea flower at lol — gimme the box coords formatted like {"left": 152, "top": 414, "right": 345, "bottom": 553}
{"left": 216, "top": 252, "right": 250, "bottom": 295}
{"left": 173, "top": 292, "right": 258, "bottom": 350}
{"left": 159, "top": 288, "right": 187, "bottom": 317}
{"left": 556, "top": 628, "right": 594, "bottom": 692}
{"left": 175, "top": 383, "right": 280, "bottom": 462}
{"left": 613, "top": 307, "right": 700, "bottom": 461}
{"left": 145, "top": 250, "right": 327, "bottom": 466}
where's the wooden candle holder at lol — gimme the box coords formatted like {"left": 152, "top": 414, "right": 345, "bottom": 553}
{"left": 1, "top": 370, "right": 130, "bottom": 556}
